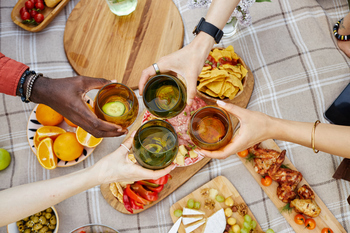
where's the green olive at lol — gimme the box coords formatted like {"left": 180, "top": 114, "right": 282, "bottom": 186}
{"left": 39, "top": 226, "right": 49, "bottom": 233}
{"left": 50, "top": 216, "right": 56, "bottom": 225}
{"left": 33, "top": 223, "right": 43, "bottom": 230}
{"left": 26, "top": 221, "right": 34, "bottom": 228}
{"left": 17, "top": 225, "right": 25, "bottom": 231}
{"left": 16, "top": 220, "right": 23, "bottom": 226}
{"left": 24, "top": 229, "right": 31, "bottom": 233}
{"left": 46, "top": 208, "right": 53, "bottom": 213}
{"left": 45, "top": 213, "right": 52, "bottom": 219}
{"left": 35, "top": 211, "right": 42, "bottom": 217}
{"left": 32, "top": 216, "right": 39, "bottom": 223}
{"left": 23, "top": 217, "right": 29, "bottom": 222}
{"left": 39, "top": 216, "right": 47, "bottom": 225}
{"left": 48, "top": 223, "right": 56, "bottom": 230}
{"left": 47, "top": 231, "right": 53, "bottom": 233}
{"left": 30, "top": 216, "right": 34, "bottom": 220}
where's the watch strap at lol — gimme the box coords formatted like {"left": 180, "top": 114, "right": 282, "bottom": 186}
{"left": 193, "top": 17, "right": 223, "bottom": 44}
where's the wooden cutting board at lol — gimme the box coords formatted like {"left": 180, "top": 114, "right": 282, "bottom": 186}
{"left": 170, "top": 176, "right": 263, "bottom": 233}
{"left": 239, "top": 139, "right": 346, "bottom": 232}
{"left": 63, "top": 0, "right": 184, "bottom": 90}
{"left": 100, "top": 63, "right": 254, "bottom": 214}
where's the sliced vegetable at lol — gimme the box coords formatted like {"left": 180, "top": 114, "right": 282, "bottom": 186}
{"left": 136, "top": 180, "right": 160, "bottom": 188}
{"left": 147, "top": 174, "right": 171, "bottom": 185}
{"left": 125, "top": 184, "right": 152, "bottom": 205}
{"left": 131, "top": 183, "right": 158, "bottom": 201}
{"left": 123, "top": 191, "right": 133, "bottom": 214}
{"left": 145, "top": 184, "right": 164, "bottom": 193}
{"left": 130, "top": 198, "right": 144, "bottom": 210}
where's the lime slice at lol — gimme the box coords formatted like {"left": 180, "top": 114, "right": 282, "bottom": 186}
{"left": 102, "top": 101, "right": 126, "bottom": 117}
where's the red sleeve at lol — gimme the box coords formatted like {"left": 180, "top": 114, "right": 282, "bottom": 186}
{"left": 0, "top": 53, "right": 29, "bottom": 96}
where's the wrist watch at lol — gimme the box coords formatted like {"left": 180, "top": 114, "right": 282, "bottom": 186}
{"left": 193, "top": 17, "right": 223, "bottom": 44}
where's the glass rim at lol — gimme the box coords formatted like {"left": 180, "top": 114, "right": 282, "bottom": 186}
{"left": 190, "top": 106, "right": 232, "bottom": 145}
{"left": 142, "top": 74, "right": 184, "bottom": 113}
{"left": 137, "top": 119, "right": 178, "bottom": 154}
{"left": 69, "top": 223, "right": 119, "bottom": 233}
{"left": 96, "top": 82, "right": 136, "bottom": 118}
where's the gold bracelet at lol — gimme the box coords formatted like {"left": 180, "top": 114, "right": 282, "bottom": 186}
{"left": 311, "top": 120, "right": 321, "bottom": 153}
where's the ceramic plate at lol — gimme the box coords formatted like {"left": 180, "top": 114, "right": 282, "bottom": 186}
{"left": 141, "top": 110, "right": 204, "bottom": 167}
{"left": 27, "top": 97, "right": 95, "bottom": 167}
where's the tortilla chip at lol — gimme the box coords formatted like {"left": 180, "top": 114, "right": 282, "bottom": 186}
{"left": 229, "top": 88, "right": 239, "bottom": 99}
{"left": 240, "top": 65, "right": 248, "bottom": 78}
{"left": 110, "top": 183, "right": 124, "bottom": 203}
{"left": 207, "top": 81, "right": 224, "bottom": 94}
{"left": 205, "top": 88, "right": 219, "bottom": 97}
{"left": 211, "top": 49, "right": 223, "bottom": 61}
{"left": 227, "top": 74, "right": 243, "bottom": 90}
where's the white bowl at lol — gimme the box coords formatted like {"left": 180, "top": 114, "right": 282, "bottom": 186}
{"left": 7, "top": 206, "right": 59, "bottom": 233}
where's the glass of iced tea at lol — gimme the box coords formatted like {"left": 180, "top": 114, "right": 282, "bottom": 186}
{"left": 143, "top": 74, "right": 187, "bottom": 119}
{"left": 94, "top": 83, "right": 139, "bottom": 128}
{"left": 189, "top": 106, "right": 233, "bottom": 151}
{"left": 133, "top": 119, "right": 178, "bottom": 170}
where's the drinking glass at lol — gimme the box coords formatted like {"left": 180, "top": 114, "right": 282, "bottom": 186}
{"left": 189, "top": 106, "right": 233, "bottom": 151}
{"left": 133, "top": 119, "right": 178, "bottom": 170}
{"left": 143, "top": 74, "right": 187, "bottom": 119}
{"left": 94, "top": 83, "right": 139, "bottom": 128}
{"left": 105, "top": 0, "right": 138, "bottom": 16}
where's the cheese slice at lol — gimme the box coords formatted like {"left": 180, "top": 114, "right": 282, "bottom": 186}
{"left": 182, "top": 207, "right": 205, "bottom": 216}
{"left": 201, "top": 208, "right": 226, "bottom": 233}
{"left": 182, "top": 216, "right": 204, "bottom": 225}
{"left": 168, "top": 217, "right": 182, "bottom": 233}
{"left": 185, "top": 219, "right": 206, "bottom": 233}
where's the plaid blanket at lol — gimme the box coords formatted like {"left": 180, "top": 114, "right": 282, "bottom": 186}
{"left": 0, "top": 0, "right": 349, "bottom": 232}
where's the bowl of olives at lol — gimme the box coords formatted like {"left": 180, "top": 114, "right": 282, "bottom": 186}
{"left": 7, "top": 206, "right": 58, "bottom": 233}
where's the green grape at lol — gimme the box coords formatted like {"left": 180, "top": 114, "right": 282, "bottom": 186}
{"left": 228, "top": 230, "right": 233, "bottom": 233}
{"left": 243, "top": 222, "right": 251, "bottom": 231}
{"left": 244, "top": 214, "right": 252, "bottom": 223}
{"left": 187, "top": 199, "right": 195, "bottom": 209}
{"left": 215, "top": 195, "right": 225, "bottom": 202}
{"left": 194, "top": 201, "right": 201, "bottom": 209}
{"left": 266, "top": 229, "right": 275, "bottom": 233}
{"left": 251, "top": 220, "right": 257, "bottom": 229}
{"left": 240, "top": 228, "right": 249, "bottom": 233}
{"left": 174, "top": 209, "right": 182, "bottom": 217}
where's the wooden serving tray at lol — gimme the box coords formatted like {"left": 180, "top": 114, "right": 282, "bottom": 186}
{"left": 64, "top": 0, "right": 184, "bottom": 90}
{"left": 100, "top": 64, "right": 255, "bottom": 214}
{"left": 169, "top": 176, "right": 263, "bottom": 233}
{"left": 240, "top": 139, "right": 346, "bottom": 232}
{"left": 11, "top": 0, "right": 70, "bottom": 32}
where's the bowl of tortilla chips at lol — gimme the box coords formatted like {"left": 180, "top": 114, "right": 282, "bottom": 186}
{"left": 197, "top": 45, "right": 248, "bottom": 102}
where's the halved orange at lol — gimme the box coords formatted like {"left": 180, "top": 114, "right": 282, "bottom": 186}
{"left": 36, "top": 126, "right": 66, "bottom": 141}
{"left": 76, "top": 127, "right": 103, "bottom": 148}
{"left": 37, "top": 138, "right": 57, "bottom": 170}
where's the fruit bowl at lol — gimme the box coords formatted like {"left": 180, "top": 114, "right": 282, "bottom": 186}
{"left": 70, "top": 224, "right": 119, "bottom": 233}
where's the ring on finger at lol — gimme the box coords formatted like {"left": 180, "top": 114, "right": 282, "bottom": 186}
{"left": 152, "top": 63, "right": 160, "bottom": 75}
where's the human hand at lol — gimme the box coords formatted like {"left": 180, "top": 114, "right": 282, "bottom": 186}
{"left": 92, "top": 133, "right": 175, "bottom": 184}
{"left": 31, "top": 76, "right": 127, "bottom": 138}
{"left": 139, "top": 33, "right": 214, "bottom": 106}
{"left": 196, "top": 101, "right": 274, "bottom": 159}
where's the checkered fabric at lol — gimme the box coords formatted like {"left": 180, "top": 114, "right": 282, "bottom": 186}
{"left": 0, "top": 0, "right": 350, "bottom": 232}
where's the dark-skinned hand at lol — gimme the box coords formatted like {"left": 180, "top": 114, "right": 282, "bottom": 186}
{"left": 29, "top": 76, "right": 127, "bottom": 138}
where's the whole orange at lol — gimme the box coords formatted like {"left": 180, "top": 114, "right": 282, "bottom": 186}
{"left": 36, "top": 104, "right": 63, "bottom": 126}
{"left": 53, "top": 132, "right": 84, "bottom": 161}
{"left": 64, "top": 117, "right": 78, "bottom": 127}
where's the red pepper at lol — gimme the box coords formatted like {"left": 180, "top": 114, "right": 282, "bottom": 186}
{"left": 147, "top": 174, "right": 172, "bottom": 185}
{"left": 130, "top": 198, "right": 144, "bottom": 210}
{"left": 146, "top": 184, "right": 164, "bottom": 193}
{"left": 131, "top": 183, "right": 158, "bottom": 201}
{"left": 125, "top": 184, "right": 152, "bottom": 205}
{"left": 136, "top": 180, "right": 160, "bottom": 188}
{"left": 123, "top": 190, "right": 133, "bottom": 214}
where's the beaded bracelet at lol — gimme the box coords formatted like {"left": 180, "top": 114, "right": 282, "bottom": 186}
{"left": 19, "top": 70, "right": 35, "bottom": 103}
{"left": 25, "top": 73, "right": 42, "bottom": 102}
{"left": 333, "top": 18, "right": 350, "bottom": 41}
{"left": 311, "top": 120, "right": 320, "bottom": 153}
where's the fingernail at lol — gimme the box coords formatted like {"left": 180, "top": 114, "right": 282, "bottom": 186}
{"left": 110, "top": 79, "right": 117, "bottom": 83}
{"left": 194, "top": 150, "right": 204, "bottom": 156}
{"left": 217, "top": 100, "right": 226, "bottom": 106}
{"left": 131, "top": 131, "right": 136, "bottom": 137}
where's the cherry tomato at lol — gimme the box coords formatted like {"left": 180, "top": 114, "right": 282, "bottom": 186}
{"left": 261, "top": 176, "right": 273, "bottom": 186}
{"left": 25, "top": 0, "right": 34, "bottom": 10}
{"left": 34, "top": 13, "right": 44, "bottom": 23}
{"left": 305, "top": 218, "right": 316, "bottom": 230}
{"left": 29, "top": 0, "right": 35, "bottom": 3}
{"left": 35, "top": 2, "right": 45, "bottom": 11}
{"left": 19, "top": 7, "right": 28, "bottom": 15}
{"left": 30, "top": 10, "right": 38, "bottom": 18}
{"left": 294, "top": 214, "right": 305, "bottom": 225}
{"left": 21, "top": 11, "right": 31, "bottom": 21}
{"left": 237, "top": 149, "right": 249, "bottom": 157}
{"left": 321, "top": 228, "right": 333, "bottom": 233}
{"left": 34, "top": 0, "right": 44, "bottom": 3}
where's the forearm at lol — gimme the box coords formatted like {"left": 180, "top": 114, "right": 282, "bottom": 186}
{"left": 206, "top": 0, "right": 239, "bottom": 30}
{"left": 0, "top": 167, "right": 99, "bottom": 227}
{"left": 271, "top": 118, "right": 350, "bottom": 158}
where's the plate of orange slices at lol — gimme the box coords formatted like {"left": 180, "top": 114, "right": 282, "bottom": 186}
{"left": 27, "top": 97, "right": 103, "bottom": 169}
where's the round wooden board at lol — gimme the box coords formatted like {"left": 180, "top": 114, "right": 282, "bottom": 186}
{"left": 64, "top": 0, "right": 184, "bottom": 90}
{"left": 100, "top": 64, "right": 255, "bottom": 214}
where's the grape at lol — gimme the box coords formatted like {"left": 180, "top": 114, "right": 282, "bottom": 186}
{"left": 243, "top": 222, "right": 251, "bottom": 231}
{"left": 240, "top": 228, "right": 249, "bottom": 233}
{"left": 215, "top": 195, "right": 225, "bottom": 202}
{"left": 244, "top": 214, "right": 252, "bottom": 223}
{"left": 194, "top": 201, "right": 201, "bottom": 209}
{"left": 251, "top": 220, "right": 257, "bottom": 229}
{"left": 187, "top": 199, "right": 194, "bottom": 209}
{"left": 174, "top": 209, "right": 182, "bottom": 217}
{"left": 266, "top": 229, "right": 275, "bottom": 233}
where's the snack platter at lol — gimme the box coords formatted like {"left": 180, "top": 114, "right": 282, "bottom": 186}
{"left": 169, "top": 176, "right": 263, "bottom": 233}
{"left": 240, "top": 139, "right": 346, "bottom": 232}
{"left": 11, "top": 0, "right": 70, "bottom": 32}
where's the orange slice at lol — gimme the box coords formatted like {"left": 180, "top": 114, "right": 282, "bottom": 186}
{"left": 76, "top": 127, "right": 103, "bottom": 148}
{"left": 33, "top": 132, "right": 41, "bottom": 150}
{"left": 36, "top": 126, "right": 66, "bottom": 141}
{"left": 37, "top": 138, "right": 57, "bottom": 170}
